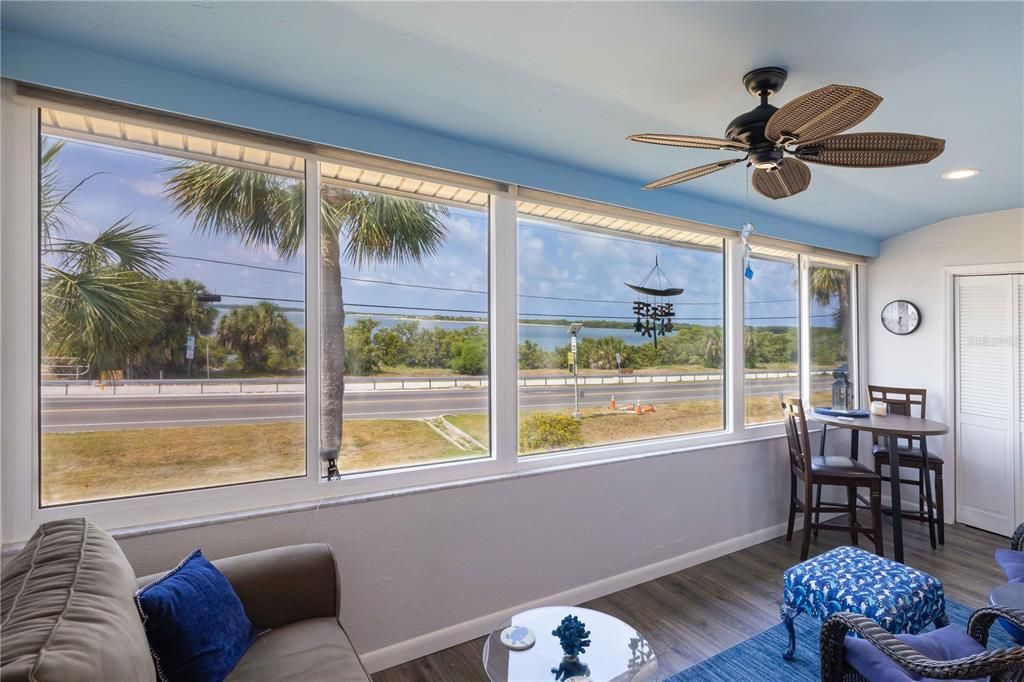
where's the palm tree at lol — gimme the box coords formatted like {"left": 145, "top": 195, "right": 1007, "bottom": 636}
{"left": 703, "top": 327, "right": 723, "bottom": 369}
{"left": 809, "top": 267, "right": 850, "bottom": 363}
{"left": 140, "top": 279, "right": 218, "bottom": 373}
{"left": 217, "top": 302, "right": 293, "bottom": 371}
{"left": 40, "top": 138, "right": 168, "bottom": 375}
{"left": 165, "top": 163, "right": 448, "bottom": 462}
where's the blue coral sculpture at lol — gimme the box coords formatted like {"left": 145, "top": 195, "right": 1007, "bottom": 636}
{"left": 551, "top": 615, "right": 591, "bottom": 658}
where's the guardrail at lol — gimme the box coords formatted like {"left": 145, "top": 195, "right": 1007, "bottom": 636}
{"left": 41, "top": 369, "right": 824, "bottom": 397}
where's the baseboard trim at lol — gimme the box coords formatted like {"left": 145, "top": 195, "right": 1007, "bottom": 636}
{"left": 360, "top": 516, "right": 824, "bottom": 673}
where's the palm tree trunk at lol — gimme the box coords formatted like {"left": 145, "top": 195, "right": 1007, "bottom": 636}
{"left": 320, "top": 231, "right": 345, "bottom": 466}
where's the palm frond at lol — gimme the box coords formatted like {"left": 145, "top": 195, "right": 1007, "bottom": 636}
{"left": 39, "top": 138, "right": 107, "bottom": 247}
{"left": 339, "top": 191, "right": 448, "bottom": 267}
{"left": 164, "top": 161, "right": 305, "bottom": 259}
{"left": 52, "top": 217, "right": 168, "bottom": 278}
{"left": 42, "top": 265, "right": 164, "bottom": 372}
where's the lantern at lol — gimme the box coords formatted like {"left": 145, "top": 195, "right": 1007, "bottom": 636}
{"left": 831, "top": 368, "right": 853, "bottom": 411}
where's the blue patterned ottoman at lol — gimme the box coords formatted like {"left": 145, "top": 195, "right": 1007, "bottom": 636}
{"left": 781, "top": 546, "right": 947, "bottom": 660}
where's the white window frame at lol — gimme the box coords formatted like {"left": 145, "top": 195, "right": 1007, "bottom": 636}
{"left": 0, "top": 83, "right": 864, "bottom": 544}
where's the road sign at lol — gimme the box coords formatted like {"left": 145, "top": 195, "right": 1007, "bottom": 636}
{"left": 186, "top": 335, "right": 195, "bottom": 360}
{"left": 570, "top": 335, "right": 577, "bottom": 353}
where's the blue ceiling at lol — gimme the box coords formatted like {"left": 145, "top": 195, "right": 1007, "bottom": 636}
{"left": 3, "top": 1, "right": 1022, "bottom": 244}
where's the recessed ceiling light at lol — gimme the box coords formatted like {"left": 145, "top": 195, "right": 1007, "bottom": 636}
{"left": 941, "top": 169, "right": 981, "bottom": 180}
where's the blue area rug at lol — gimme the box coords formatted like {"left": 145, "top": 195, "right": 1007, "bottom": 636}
{"left": 667, "top": 600, "right": 1016, "bottom": 681}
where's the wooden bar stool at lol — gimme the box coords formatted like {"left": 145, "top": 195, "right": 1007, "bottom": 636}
{"left": 867, "top": 385, "right": 943, "bottom": 547}
{"left": 781, "top": 396, "right": 884, "bottom": 561}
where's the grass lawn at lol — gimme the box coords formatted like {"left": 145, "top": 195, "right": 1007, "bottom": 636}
{"left": 444, "top": 414, "right": 489, "bottom": 446}
{"left": 41, "top": 394, "right": 807, "bottom": 504}
{"left": 42, "top": 419, "right": 482, "bottom": 505}
{"left": 340, "top": 419, "right": 481, "bottom": 472}
{"left": 518, "top": 399, "right": 724, "bottom": 456}
{"left": 42, "top": 421, "right": 306, "bottom": 506}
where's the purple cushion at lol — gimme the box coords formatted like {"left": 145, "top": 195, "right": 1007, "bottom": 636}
{"left": 995, "top": 549, "right": 1024, "bottom": 583}
{"left": 844, "top": 625, "right": 987, "bottom": 682}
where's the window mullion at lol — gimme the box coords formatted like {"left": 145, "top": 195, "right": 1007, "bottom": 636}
{"left": 798, "top": 254, "right": 812, "bottom": 403}
{"left": 851, "top": 263, "right": 865, "bottom": 409}
{"left": 490, "top": 189, "right": 518, "bottom": 470}
{"left": 725, "top": 238, "right": 745, "bottom": 434}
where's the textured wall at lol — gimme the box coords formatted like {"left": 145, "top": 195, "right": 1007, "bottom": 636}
{"left": 865, "top": 208, "right": 1024, "bottom": 513}
{"left": 116, "top": 435, "right": 807, "bottom": 667}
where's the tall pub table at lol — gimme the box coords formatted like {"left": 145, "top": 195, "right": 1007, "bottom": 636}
{"left": 807, "top": 411, "right": 949, "bottom": 564}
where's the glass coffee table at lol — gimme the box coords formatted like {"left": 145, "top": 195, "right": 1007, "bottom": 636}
{"left": 482, "top": 606, "right": 659, "bottom": 682}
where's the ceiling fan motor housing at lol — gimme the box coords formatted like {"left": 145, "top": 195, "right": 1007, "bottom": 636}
{"left": 725, "top": 104, "right": 783, "bottom": 170}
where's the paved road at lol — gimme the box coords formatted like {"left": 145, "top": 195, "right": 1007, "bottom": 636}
{"left": 42, "top": 377, "right": 822, "bottom": 432}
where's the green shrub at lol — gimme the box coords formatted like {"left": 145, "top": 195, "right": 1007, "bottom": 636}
{"left": 450, "top": 337, "right": 487, "bottom": 375}
{"left": 519, "top": 413, "right": 584, "bottom": 451}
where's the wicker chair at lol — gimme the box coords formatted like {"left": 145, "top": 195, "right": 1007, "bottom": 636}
{"left": 820, "top": 607, "right": 1024, "bottom": 681}
{"left": 1013, "top": 522, "right": 1024, "bottom": 553}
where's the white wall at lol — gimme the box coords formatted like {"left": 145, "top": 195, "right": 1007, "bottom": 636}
{"left": 865, "top": 208, "right": 1024, "bottom": 515}
{"left": 115, "top": 435, "right": 808, "bottom": 671}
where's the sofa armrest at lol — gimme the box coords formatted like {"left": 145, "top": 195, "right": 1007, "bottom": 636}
{"left": 137, "top": 543, "right": 340, "bottom": 630}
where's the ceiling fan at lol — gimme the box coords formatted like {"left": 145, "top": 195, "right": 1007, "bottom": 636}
{"left": 628, "top": 67, "right": 945, "bottom": 199}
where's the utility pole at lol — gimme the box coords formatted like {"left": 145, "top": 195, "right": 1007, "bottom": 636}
{"left": 568, "top": 322, "right": 583, "bottom": 419}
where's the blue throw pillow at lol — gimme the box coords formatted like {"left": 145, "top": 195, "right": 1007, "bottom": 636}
{"left": 135, "top": 549, "right": 257, "bottom": 682}
{"left": 995, "top": 549, "right": 1024, "bottom": 583}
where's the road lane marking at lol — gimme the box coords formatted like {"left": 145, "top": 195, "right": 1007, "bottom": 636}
{"left": 45, "top": 415, "right": 303, "bottom": 429}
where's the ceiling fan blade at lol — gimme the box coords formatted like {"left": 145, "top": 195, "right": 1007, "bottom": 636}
{"left": 752, "top": 159, "right": 812, "bottom": 200}
{"left": 794, "top": 132, "right": 945, "bottom": 168}
{"left": 765, "top": 85, "right": 882, "bottom": 146}
{"left": 628, "top": 133, "right": 749, "bottom": 152}
{"left": 643, "top": 158, "right": 744, "bottom": 190}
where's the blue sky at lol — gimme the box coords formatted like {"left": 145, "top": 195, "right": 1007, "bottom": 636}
{"left": 45, "top": 134, "right": 829, "bottom": 328}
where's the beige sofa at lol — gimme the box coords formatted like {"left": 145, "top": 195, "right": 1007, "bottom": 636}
{"left": 1, "top": 518, "right": 371, "bottom": 682}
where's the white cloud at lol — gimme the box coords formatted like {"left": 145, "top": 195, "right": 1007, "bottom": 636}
{"left": 129, "top": 179, "right": 166, "bottom": 198}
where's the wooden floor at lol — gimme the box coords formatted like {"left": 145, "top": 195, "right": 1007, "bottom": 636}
{"left": 373, "top": 520, "right": 1012, "bottom": 681}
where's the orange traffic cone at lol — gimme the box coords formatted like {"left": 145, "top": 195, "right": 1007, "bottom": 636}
{"left": 635, "top": 401, "right": 642, "bottom": 415}
{"left": 609, "top": 394, "right": 616, "bottom": 410}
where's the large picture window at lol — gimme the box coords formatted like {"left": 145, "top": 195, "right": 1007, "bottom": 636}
{"left": 38, "top": 110, "right": 306, "bottom": 505}
{"left": 743, "top": 250, "right": 800, "bottom": 425}
{"left": 516, "top": 211, "right": 725, "bottom": 456}
{"left": 7, "top": 95, "right": 865, "bottom": 532}
{"left": 318, "top": 163, "right": 491, "bottom": 475}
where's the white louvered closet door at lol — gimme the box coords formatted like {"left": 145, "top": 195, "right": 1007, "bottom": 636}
{"left": 955, "top": 274, "right": 1021, "bottom": 536}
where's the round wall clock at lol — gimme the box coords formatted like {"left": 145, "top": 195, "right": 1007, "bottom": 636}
{"left": 880, "top": 300, "right": 921, "bottom": 335}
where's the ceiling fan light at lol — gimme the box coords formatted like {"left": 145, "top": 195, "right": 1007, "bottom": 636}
{"left": 941, "top": 168, "right": 980, "bottom": 180}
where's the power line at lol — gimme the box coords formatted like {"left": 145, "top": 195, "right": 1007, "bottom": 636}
{"left": 168, "top": 253, "right": 303, "bottom": 275}
{"left": 212, "top": 294, "right": 824, "bottom": 321}
{"left": 345, "top": 276, "right": 482, "bottom": 295}
{"left": 217, "top": 293, "right": 304, "bottom": 304}
{"left": 167, "top": 253, "right": 806, "bottom": 306}
{"left": 344, "top": 303, "right": 487, "bottom": 315}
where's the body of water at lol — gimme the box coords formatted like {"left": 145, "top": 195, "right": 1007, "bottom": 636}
{"left": 215, "top": 310, "right": 773, "bottom": 351}
{"left": 348, "top": 315, "right": 687, "bottom": 351}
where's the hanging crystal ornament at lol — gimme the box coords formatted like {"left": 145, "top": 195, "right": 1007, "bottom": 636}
{"left": 741, "top": 164, "right": 755, "bottom": 280}
{"left": 741, "top": 222, "right": 755, "bottom": 280}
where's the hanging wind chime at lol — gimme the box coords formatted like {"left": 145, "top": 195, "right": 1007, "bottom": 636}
{"left": 625, "top": 256, "right": 683, "bottom": 348}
